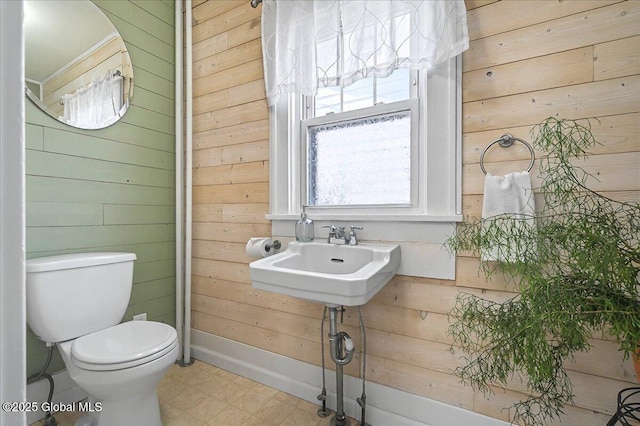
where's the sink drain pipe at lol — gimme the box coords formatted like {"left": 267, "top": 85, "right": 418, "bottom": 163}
{"left": 319, "top": 306, "right": 369, "bottom": 426}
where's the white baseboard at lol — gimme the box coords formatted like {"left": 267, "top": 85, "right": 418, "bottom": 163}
{"left": 26, "top": 370, "right": 88, "bottom": 425}
{"left": 191, "top": 330, "right": 508, "bottom": 426}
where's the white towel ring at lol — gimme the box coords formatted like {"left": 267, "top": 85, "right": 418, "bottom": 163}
{"left": 480, "top": 134, "right": 535, "bottom": 175}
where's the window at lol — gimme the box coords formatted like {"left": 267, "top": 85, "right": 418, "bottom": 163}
{"left": 264, "top": 1, "right": 467, "bottom": 280}
{"left": 268, "top": 56, "right": 461, "bottom": 221}
{"left": 306, "top": 103, "right": 415, "bottom": 209}
{"left": 306, "top": 107, "right": 412, "bottom": 207}
{"left": 305, "top": 66, "right": 417, "bottom": 207}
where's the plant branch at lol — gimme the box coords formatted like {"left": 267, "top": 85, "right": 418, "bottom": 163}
{"left": 445, "top": 117, "right": 640, "bottom": 425}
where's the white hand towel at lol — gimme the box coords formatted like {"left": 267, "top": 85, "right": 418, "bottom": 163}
{"left": 481, "top": 171, "right": 535, "bottom": 262}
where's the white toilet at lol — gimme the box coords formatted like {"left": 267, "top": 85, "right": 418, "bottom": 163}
{"left": 26, "top": 252, "right": 179, "bottom": 426}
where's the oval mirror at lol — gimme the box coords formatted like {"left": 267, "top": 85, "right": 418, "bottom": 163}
{"left": 24, "top": 0, "right": 134, "bottom": 130}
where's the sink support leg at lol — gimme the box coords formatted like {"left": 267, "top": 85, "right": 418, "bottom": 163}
{"left": 328, "top": 306, "right": 354, "bottom": 426}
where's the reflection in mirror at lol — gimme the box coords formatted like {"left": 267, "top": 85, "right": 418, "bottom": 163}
{"left": 24, "top": 0, "right": 134, "bottom": 130}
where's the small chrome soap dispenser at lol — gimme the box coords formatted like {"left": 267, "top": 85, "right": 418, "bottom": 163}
{"left": 295, "top": 205, "right": 314, "bottom": 242}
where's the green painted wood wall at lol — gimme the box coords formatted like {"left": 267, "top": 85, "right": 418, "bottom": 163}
{"left": 25, "top": 0, "right": 176, "bottom": 376}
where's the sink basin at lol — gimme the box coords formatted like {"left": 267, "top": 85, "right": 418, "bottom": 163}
{"left": 249, "top": 241, "right": 400, "bottom": 306}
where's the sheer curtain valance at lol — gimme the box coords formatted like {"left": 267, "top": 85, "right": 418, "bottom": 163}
{"left": 261, "top": 0, "right": 469, "bottom": 106}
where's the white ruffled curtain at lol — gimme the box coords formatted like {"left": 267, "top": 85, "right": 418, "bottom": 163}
{"left": 61, "top": 70, "right": 124, "bottom": 129}
{"left": 261, "top": 0, "right": 469, "bottom": 106}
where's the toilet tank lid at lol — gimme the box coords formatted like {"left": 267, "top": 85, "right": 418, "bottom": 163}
{"left": 27, "top": 252, "right": 137, "bottom": 273}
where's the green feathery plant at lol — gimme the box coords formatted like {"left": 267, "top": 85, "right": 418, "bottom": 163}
{"left": 445, "top": 117, "right": 640, "bottom": 425}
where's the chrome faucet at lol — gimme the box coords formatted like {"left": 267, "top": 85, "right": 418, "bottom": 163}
{"left": 322, "top": 225, "right": 363, "bottom": 245}
{"left": 322, "top": 225, "right": 342, "bottom": 244}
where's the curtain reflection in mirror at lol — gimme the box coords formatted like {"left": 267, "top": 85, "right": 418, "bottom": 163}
{"left": 61, "top": 70, "right": 125, "bottom": 129}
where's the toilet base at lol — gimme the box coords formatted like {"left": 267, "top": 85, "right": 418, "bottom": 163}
{"left": 74, "top": 392, "right": 161, "bottom": 426}
{"left": 55, "top": 332, "right": 178, "bottom": 426}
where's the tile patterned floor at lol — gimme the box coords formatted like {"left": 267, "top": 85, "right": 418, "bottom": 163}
{"left": 30, "top": 359, "right": 356, "bottom": 426}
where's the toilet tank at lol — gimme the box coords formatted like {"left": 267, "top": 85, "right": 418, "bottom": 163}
{"left": 26, "top": 252, "right": 137, "bottom": 344}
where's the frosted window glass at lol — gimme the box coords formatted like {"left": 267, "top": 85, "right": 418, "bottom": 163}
{"left": 308, "top": 111, "right": 411, "bottom": 206}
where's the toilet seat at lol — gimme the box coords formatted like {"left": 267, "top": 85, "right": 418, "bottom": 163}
{"left": 71, "top": 321, "right": 177, "bottom": 371}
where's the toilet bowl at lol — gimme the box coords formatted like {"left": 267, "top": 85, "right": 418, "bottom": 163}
{"left": 26, "top": 253, "right": 179, "bottom": 426}
{"left": 58, "top": 321, "right": 178, "bottom": 426}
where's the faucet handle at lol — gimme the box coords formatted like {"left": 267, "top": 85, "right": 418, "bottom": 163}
{"left": 322, "top": 224, "right": 337, "bottom": 243}
{"left": 348, "top": 226, "right": 363, "bottom": 245}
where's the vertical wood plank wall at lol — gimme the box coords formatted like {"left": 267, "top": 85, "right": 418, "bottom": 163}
{"left": 190, "top": 1, "right": 639, "bottom": 424}
{"left": 25, "top": 0, "right": 176, "bottom": 377}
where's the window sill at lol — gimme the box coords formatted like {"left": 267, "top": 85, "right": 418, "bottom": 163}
{"left": 266, "top": 214, "right": 463, "bottom": 222}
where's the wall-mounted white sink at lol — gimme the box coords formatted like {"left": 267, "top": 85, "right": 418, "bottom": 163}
{"left": 249, "top": 241, "right": 400, "bottom": 306}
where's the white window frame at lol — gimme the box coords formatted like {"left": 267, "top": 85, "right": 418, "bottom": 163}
{"left": 267, "top": 57, "right": 463, "bottom": 279}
